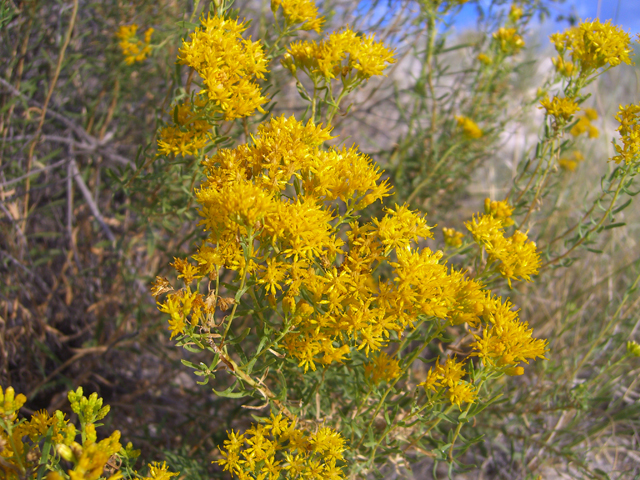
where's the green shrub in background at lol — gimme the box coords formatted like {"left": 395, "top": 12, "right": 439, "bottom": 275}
{"left": 2, "top": 0, "right": 640, "bottom": 478}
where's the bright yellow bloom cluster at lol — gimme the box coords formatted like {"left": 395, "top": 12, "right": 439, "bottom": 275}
{"left": 466, "top": 207, "right": 540, "bottom": 286}
{"left": 1, "top": 386, "right": 175, "bottom": 480}
{"left": 0, "top": 385, "right": 26, "bottom": 420}
{"left": 142, "top": 462, "right": 179, "bottom": 480}
{"left": 471, "top": 296, "right": 548, "bottom": 370}
{"left": 157, "top": 98, "right": 214, "bottom": 156}
{"left": 484, "top": 198, "right": 514, "bottom": 227}
{"left": 116, "top": 24, "right": 153, "bottom": 65}
{"left": 492, "top": 27, "right": 525, "bottom": 54}
{"left": 217, "top": 414, "right": 346, "bottom": 479}
{"left": 178, "top": 14, "right": 268, "bottom": 121}
{"left": 550, "top": 19, "right": 636, "bottom": 77}
{"left": 282, "top": 27, "right": 395, "bottom": 81}
{"left": 612, "top": 103, "right": 640, "bottom": 164}
{"left": 157, "top": 15, "right": 269, "bottom": 156}
{"left": 156, "top": 113, "right": 542, "bottom": 372}
{"left": 418, "top": 356, "right": 477, "bottom": 409}
{"left": 443, "top": 227, "right": 464, "bottom": 248}
{"left": 558, "top": 150, "right": 585, "bottom": 172}
{"left": 570, "top": 107, "right": 599, "bottom": 138}
{"left": 627, "top": 341, "right": 640, "bottom": 357}
{"left": 364, "top": 351, "right": 402, "bottom": 384}
{"left": 539, "top": 95, "right": 580, "bottom": 123}
{"left": 455, "top": 115, "right": 483, "bottom": 139}
{"left": 509, "top": 4, "right": 524, "bottom": 22}
{"left": 271, "top": 0, "right": 324, "bottom": 32}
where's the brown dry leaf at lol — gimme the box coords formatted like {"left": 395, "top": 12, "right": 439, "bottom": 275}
{"left": 150, "top": 276, "right": 173, "bottom": 297}
{"left": 218, "top": 297, "right": 235, "bottom": 311}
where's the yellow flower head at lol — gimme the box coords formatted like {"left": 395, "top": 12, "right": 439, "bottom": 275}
{"left": 509, "top": 4, "right": 524, "bottom": 22}
{"left": 550, "top": 19, "right": 636, "bottom": 76}
{"left": 271, "top": 0, "right": 324, "bottom": 33}
{"left": 484, "top": 198, "right": 514, "bottom": 227}
{"left": 539, "top": 95, "right": 580, "bottom": 123}
{"left": 364, "top": 352, "right": 402, "bottom": 384}
{"left": 477, "top": 53, "right": 493, "bottom": 65}
{"left": 465, "top": 213, "right": 540, "bottom": 286}
{"left": 116, "top": 24, "right": 153, "bottom": 64}
{"left": 492, "top": 27, "right": 525, "bottom": 54}
{"left": 627, "top": 341, "right": 640, "bottom": 357}
{"left": 283, "top": 26, "right": 395, "bottom": 81}
{"left": 157, "top": 97, "right": 214, "bottom": 157}
{"left": 558, "top": 151, "right": 585, "bottom": 172}
{"left": 455, "top": 115, "right": 483, "bottom": 139}
{"left": 217, "top": 419, "right": 346, "bottom": 479}
{"left": 373, "top": 203, "right": 434, "bottom": 252}
{"left": 0, "top": 386, "right": 27, "bottom": 420}
{"left": 142, "top": 462, "right": 179, "bottom": 480}
{"left": 472, "top": 296, "right": 548, "bottom": 368}
{"left": 551, "top": 55, "right": 576, "bottom": 77}
{"left": 178, "top": 14, "right": 269, "bottom": 121}
{"left": 443, "top": 227, "right": 464, "bottom": 248}
{"left": 612, "top": 103, "right": 640, "bottom": 164}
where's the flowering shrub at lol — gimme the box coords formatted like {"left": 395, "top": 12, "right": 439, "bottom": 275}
{"left": 3, "top": 0, "right": 640, "bottom": 478}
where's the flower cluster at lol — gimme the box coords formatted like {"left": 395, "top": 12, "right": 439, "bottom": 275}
{"left": 612, "top": 103, "right": 640, "bottom": 165}
{"left": 217, "top": 414, "right": 346, "bottom": 479}
{"left": 442, "top": 227, "right": 464, "bottom": 248}
{"left": 455, "top": 115, "right": 483, "bottom": 139}
{"left": 466, "top": 200, "right": 540, "bottom": 286}
{"left": 116, "top": 24, "right": 153, "bottom": 65}
{"left": 492, "top": 27, "right": 525, "bottom": 55}
{"left": 550, "top": 19, "right": 636, "bottom": 77}
{"left": 558, "top": 150, "right": 585, "bottom": 172}
{"left": 157, "top": 98, "right": 215, "bottom": 157}
{"left": 539, "top": 95, "right": 580, "bottom": 124}
{"left": 178, "top": 15, "right": 269, "bottom": 120}
{"left": 471, "top": 296, "right": 548, "bottom": 371}
{"left": 282, "top": 27, "right": 395, "bottom": 82}
{"left": 271, "top": 0, "right": 324, "bottom": 32}
{"left": 570, "top": 107, "right": 599, "bottom": 138}
{"left": 0, "top": 386, "right": 176, "bottom": 480}
{"left": 364, "top": 351, "right": 402, "bottom": 384}
{"left": 418, "top": 356, "right": 477, "bottom": 408}
{"left": 158, "top": 14, "right": 269, "bottom": 157}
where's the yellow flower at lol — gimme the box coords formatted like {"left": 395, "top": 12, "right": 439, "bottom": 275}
{"left": 465, "top": 213, "right": 540, "bottom": 286}
{"left": 373, "top": 203, "right": 434, "bottom": 252}
{"left": 539, "top": 95, "right": 580, "bottom": 123}
{"left": 550, "top": 19, "right": 636, "bottom": 76}
{"left": 418, "top": 357, "right": 477, "bottom": 408}
{"left": 157, "top": 97, "right": 214, "bottom": 157}
{"left": 303, "top": 146, "right": 391, "bottom": 206}
{"left": 178, "top": 14, "right": 269, "bottom": 121}
{"left": 558, "top": 151, "right": 585, "bottom": 172}
{"left": 116, "top": 24, "right": 153, "bottom": 64}
{"left": 443, "top": 227, "right": 464, "bottom": 248}
{"left": 493, "top": 27, "right": 525, "bottom": 54}
{"left": 142, "top": 462, "right": 179, "bottom": 480}
{"left": 484, "top": 198, "right": 514, "bottom": 227}
{"left": 551, "top": 55, "right": 575, "bottom": 77}
{"left": 0, "top": 386, "right": 26, "bottom": 420}
{"left": 477, "top": 53, "right": 492, "bottom": 65}
{"left": 472, "top": 296, "right": 548, "bottom": 369}
{"left": 455, "top": 115, "right": 483, "bottom": 139}
{"left": 364, "top": 351, "right": 402, "bottom": 384}
{"left": 627, "top": 341, "right": 640, "bottom": 357}
{"left": 283, "top": 26, "right": 395, "bottom": 82}
{"left": 509, "top": 4, "right": 524, "bottom": 22}
{"left": 612, "top": 103, "right": 640, "bottom": 164}
{"left": 271, "top": 0, "right": 324, "bottom": 32}
{"left": 218, "top": 419, "right": 346, "bottom": 479}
